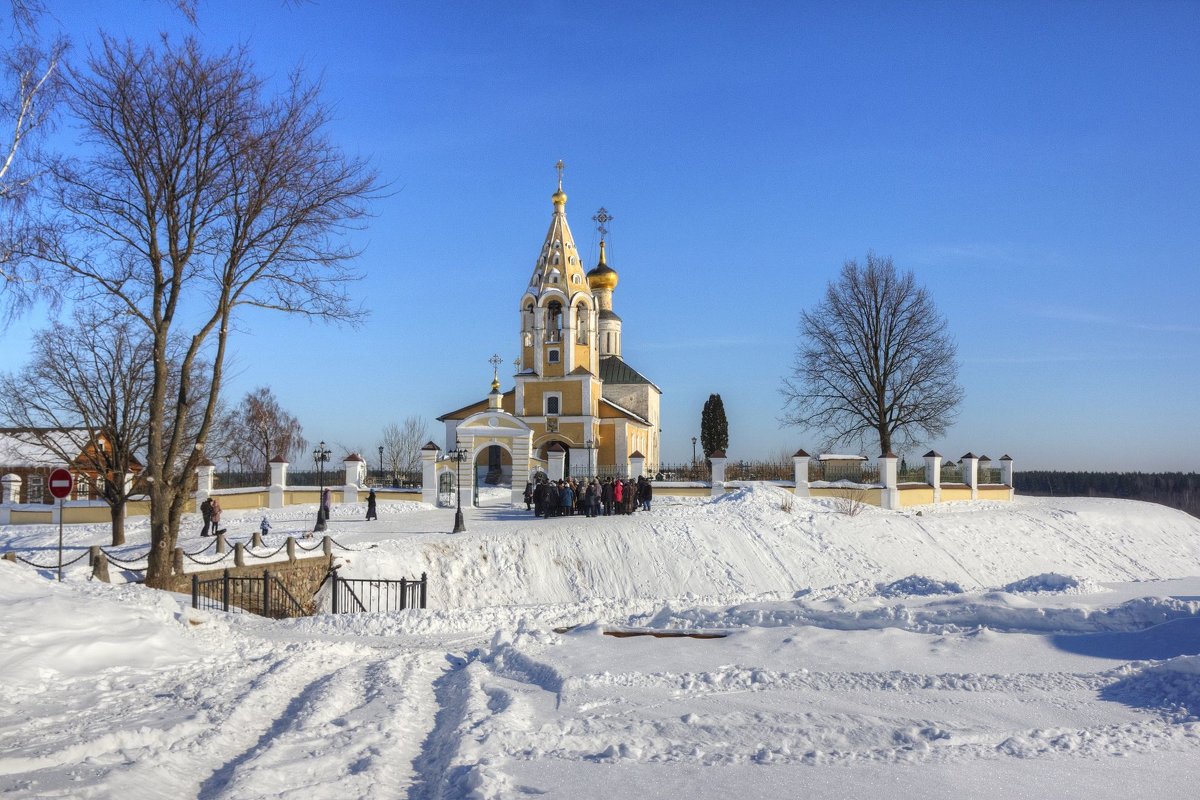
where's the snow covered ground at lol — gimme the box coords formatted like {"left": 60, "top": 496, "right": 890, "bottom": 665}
{"left": 3, "top": 487, "right": 1200, "bottom": 798}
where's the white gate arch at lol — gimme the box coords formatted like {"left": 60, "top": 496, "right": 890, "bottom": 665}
{"left": 451, "top": 409, "right": 534, "bottom": 507}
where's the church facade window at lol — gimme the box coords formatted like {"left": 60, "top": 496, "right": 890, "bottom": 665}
{"left": 545, "top": 394, "right": 561, "bottom": 415}
{"left": 547, "top": 348, "right": 560, "bottom": 363}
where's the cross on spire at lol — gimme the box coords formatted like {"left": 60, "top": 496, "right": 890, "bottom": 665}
{"left": 555, "top": 159, "right": 564, "bottom": 190}
{"left": 592, "top": 207, "right": 613, "bottom": 242}
{"left": 488, "top": 353, "right": 503, "bottom": 374}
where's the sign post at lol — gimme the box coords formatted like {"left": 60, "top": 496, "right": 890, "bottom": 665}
{"left": 49, "top": 468, "right": 73, "bottom": 582}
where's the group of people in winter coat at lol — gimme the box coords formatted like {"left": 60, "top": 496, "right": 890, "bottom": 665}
{"left": 523, "top": 475, "right": 653, "bottom": 518}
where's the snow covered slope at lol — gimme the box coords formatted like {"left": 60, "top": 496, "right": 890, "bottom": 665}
{"left": 342, "top": 488, "right": 1200, "bottom": 610}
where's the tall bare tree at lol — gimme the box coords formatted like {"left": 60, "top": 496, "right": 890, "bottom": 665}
{"left": 221, "top": 386, "right": 306, "bottom": 482}
{"left": 781, "top": 252, "right": 963, "bottom": 456}
{"left": 29, "top": 37, "right": 376, "bottom": 587}
{"left": 0, "top": 307, "right": 153, "bottom": 545}
{"left": 380, "top": 415, "right": 428, "bottom": 483}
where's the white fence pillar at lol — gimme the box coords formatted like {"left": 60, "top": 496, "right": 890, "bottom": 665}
{"left": 629, "top": 451, "right": 645, "bottom": 480}
{"left": 269, "top": 457, "right": 288, "bottom": 509}
{"left": 342, "top": 454, "right": 364, "bottom": 504}
{"left": 879, "top": 452, "right": 899, "bottom": 510}
{"left": 421, "top": 442, "right": 440, "bottom": 504}
{"left": 1000, "top": 454, "right": 1014, "bottom": 489}
{"left": 792, "top": 449, "right": 811, "bottom": 497}
{"left": 709, "top": 451, "right": 727, "bottom": 497}
{"left": 962, "top": 453, "right": 980, "bottom": 500}
{"left": 924, "top": 450, "right": 942, "bottom": 504}
{"left": 196, "top": 461, "right": 215, "bottom": 503}
{"left": 548, "top": 444, "right": 566, "bottom": 482}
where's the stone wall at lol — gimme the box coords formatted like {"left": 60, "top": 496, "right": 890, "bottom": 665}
{"left": 168, "top": 554, "right": 332, "bottom": 616}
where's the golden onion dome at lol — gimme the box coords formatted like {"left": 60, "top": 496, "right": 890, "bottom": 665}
{"left": 552, "top": 188, "right": 567, "bottom": 207}
{"left": 586, "top": 240, "right": 619, "bottom": 291}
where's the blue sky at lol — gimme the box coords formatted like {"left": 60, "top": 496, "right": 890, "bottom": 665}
{"left": 5, "top": 0, "right": 1199, "bottom": 470}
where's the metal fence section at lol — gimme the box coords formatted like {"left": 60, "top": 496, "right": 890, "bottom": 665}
{"left": 725, "top": 461, "right": 794, "bottom": 481}
{"left": 652, "top": 462, "right": 710, "bottom": 481}
{"left": 898, "top": 465, "right": 928, "bottom": 483}
{"left": 940, "top": 464, "right": 964, "bottom": 483}
{"left": 192, "top": 569, "right": 308, "bottom": 619}
{"left": 808, "top": 461, "right": 881, "bottom": 484}
{"left": 213, "top": 471, "right": 268, "bottom": 489}
{"left": 328, "top": 571, "right": 428, "bottom": 614}
{"left": 979, "top": 466, "right": 1003, "bottom": 484}
{"left": 287, "top": 470, "right": 342, "bottom": 487}
{"left": 365, "top": 469, "right": 421, "bottom": 488}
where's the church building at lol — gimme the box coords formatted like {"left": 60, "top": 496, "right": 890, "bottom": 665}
{"left": 437, "top": 163, "right": 661, "bottom": 487}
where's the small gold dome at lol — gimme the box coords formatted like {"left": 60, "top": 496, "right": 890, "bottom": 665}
{"left": 552, "top": 188, "right": 567, "bottom": 206}
{"left": 587, "top": 241, "right": 618, "bottom": 291}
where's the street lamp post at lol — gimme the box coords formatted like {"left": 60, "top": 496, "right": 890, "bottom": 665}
{"left": 378, "top": 445, "right": 384, "bottom": 479}
{"left": 691, "top": 436, "right": 697, "bottom": 465}
{"left": 447, "top": 445, "right": 468, "bottom": 533}
{"left": 313, "top": 441, "right": 331, "bottom": 531}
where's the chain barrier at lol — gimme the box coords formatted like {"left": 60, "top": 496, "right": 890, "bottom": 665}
{"left": 183, "top": 540, "right": 217, "bottom": 557}
{"left": 102, "top": 551, "right": 150, "bottom": 567}
{"left": 328, "top": 537, "right": 362, "bottom": 552}
{"left": 184, "top": 550, "right": 233, "bottom": 566}
{"left": 13, "top": 551, "right": 91, "bottom": 569}
{"left": 245, "top": 541, "right": 289, "bottom": 559}
{"left": 295, "top": 538, "right": 325, "bottom": 552}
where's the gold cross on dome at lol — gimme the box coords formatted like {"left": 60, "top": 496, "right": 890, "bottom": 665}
{"left": 488, "top": 353, "right": 503, "bottom": 373}
{"left": 555, "top": 159, "right": 564, "bottom": 189}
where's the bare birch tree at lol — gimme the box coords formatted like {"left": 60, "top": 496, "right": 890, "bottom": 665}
{"left": 221, "top": 386, "right": 306, "bottom": 482}
{"left": 380, "top": 415, "right": 428, "bottom": 484}
{"left": 781, "top": 253, "right": 963, "bottom": 456}
{"left": 30, "top": 37, "right": 376, "bottom": 587}
{"left": 0, "top": 3, "right": 64, "bottom": 305}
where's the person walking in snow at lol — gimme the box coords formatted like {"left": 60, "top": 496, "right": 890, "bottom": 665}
{"left": 210, "top": 497, "right": 225, "bottom": 535}
{"left": 199, "top": 497, "right": 214, "bottom": 536}
{"left": 366, "top": 488, "right": 378, "bottom": 521}
{"left": 260, "top": 516, "right": 272, "bottom": 537}
{"left": 523, "top": 480, "right": 534, "bottom": 511}
{"left": 639, "top": 476, "right": 653, "bottom": 512}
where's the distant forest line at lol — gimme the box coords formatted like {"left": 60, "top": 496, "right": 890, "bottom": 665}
{"left": 1016, "top": 471, "right": 1200, "bottom": 519}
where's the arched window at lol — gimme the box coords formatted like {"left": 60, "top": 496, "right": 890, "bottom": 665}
{"left": 576, "top": 304, "right": 589, "bottom": 344}
{"left": 546, "top": 301, "right": 562, "bottom": 342}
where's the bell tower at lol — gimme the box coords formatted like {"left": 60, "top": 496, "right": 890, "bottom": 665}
{"left": 518, "top": 161, "right": 597, "bottom": 378}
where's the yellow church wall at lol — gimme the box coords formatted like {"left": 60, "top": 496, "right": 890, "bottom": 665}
{"left": 810, "top": 486, "right": 884, "bottom": 506}
{"left": 10, "top": 509, "right": 51, "bottom": 524}
{"left": 898, "top": 486, "right": 935, "bottom": 506}
{"left": 940, "top": 486, "right": 972, "bottom": 502}
{"left": 597, "top": 436, "right": 617, "bottom": 466}
{"left": 573, "top": 342, "right": 590, "bottom": 368}
{"left": 523, "top": 381, "right": 586, "bottom": 415}
{"left": 978, "top": 486, "right": 1013, "bottom": 501}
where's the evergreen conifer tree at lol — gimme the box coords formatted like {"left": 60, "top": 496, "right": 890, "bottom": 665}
{"left": 701, "top": 394, "right": 728, "bottom": 457}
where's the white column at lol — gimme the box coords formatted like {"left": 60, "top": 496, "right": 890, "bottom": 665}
{"left": 1000, "top": 454, "right": 1014, "bottom": 488}
{"left": 510, "top": 433, "right": 532, "bottom": 506}
{"left": 709, "top": 452, "right": 727, "bottom": 497}
{"left": 629, "top": 452, "right": 645, "bottom": 480}
{"left": 196, "top": 461, "right": 215, "bottom": 503}
{"left": 421, "top": 444, "right": 440, "bottom": 504}
{"left": 342, "top": 456, "right": 362, "bottom": 504}
{"left": 962, "top": 453, "right": 980, "bottom": 500}
{"left": 0, "top": 473, "right": 21, "bottom": 505}
{"left": 792, "top": 450, "right": 811, "bottom": 497}
{"left": 548, "top": 446, "right": 566, "bottom": 482}
{"left": 879, "top": 452, "right": 899, "bottom": 510}
{"left": 269, "top": 459, "right": 288, "bottom": 509}
{"left": 923, "top": 450, "right": 942, "bottom": 504}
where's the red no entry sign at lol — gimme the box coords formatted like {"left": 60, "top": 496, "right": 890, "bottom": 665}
{"left": 49, "top": 468, "right": 73, "bottom": 499}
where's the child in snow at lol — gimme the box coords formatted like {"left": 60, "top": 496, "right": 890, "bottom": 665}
{"left": 260, "top": 516, "right": 271, "bottom": 537}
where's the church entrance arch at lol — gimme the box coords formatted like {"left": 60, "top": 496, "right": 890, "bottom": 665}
{"left": 472, "top": 443, "right": 513, "bottom": 507}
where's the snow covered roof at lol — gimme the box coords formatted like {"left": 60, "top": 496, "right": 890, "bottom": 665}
{"left": 0, "top": 429, "right": 89, "bottom": 467}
